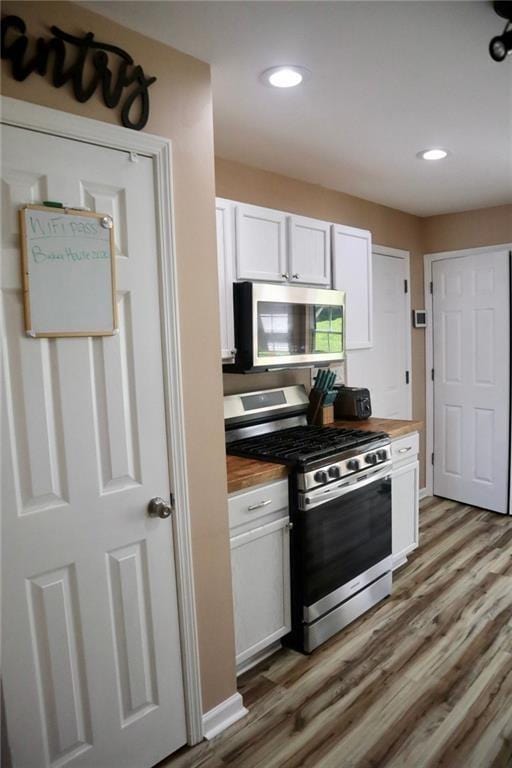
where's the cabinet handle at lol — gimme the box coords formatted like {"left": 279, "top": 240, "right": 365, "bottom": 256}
{"left": 398, "top": 446, "right": 412, "bottom": 453}
{"left": 292, "top": 273, "right": 300, "bottom": 279}
{"left": 282, "top": 273, "right": 290, "bottom": 279}
{"left": 247, "top": 499, "right": 272, "bottom": 511}
{"left": 230, "top": 348, "right": 237, "bottom": 356}
{"left": 286, "top": 521, "right": 294, "bottom": 530}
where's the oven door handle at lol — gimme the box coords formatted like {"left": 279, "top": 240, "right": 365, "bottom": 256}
{"left": 302, "top": 463, "right": 391, "bottom": 509}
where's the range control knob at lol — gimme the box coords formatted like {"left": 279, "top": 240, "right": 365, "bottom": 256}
{"left": 314, "top": 470, "right": 329, "bottom": 484}
{"left": 365, "top": 453, "right": 378, "bottom": 465}
{"left": 377, "top": 449, "right": 388, "bottom": 461}
{"left": 346, "top": 459, "right": 360, "bottom": 471}
{"left": 328, "top": 465, "right": 341, "bottom": 479}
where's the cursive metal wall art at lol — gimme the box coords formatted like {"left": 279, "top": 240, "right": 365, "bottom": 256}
{"left": 1, "top": 15, "right": 157, "bottom": 130}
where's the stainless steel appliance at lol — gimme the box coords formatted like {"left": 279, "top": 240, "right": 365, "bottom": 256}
{"left": 224, "top": 385, "right": 392, "bottom": 653}
{"left": 223, "top": 282, "right": 345, "bottom": 373}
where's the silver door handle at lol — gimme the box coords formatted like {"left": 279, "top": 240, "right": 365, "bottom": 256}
{"left": 281, "top": 273, "right": 290, "bottom": 279}
{"left": 292, "top": 273, "right": 300, "bottom": 279}
{"left": 148, "top": 497, "right": 173, "bottom": 519}
{"left": 398, "top": 446, "right": 412, "bottom": 453}
{"left": 286, "top": 521, "right": 294, "bottom": 530}
{"left": 247, "top": 499, "right": 272, "bottom": 511}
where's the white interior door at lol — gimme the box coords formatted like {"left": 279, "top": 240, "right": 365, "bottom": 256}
{"left": 346, "top": 252, "right": 410, "bottom": 418}
{"left": 432, "top": 251, "right": 510, "bottom": 514}
{"left": 1, "top": 125, "right": 187, "bottom": 767}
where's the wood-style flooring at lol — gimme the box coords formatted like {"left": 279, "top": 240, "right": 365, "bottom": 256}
{"left": 162, "top": 497, "right": 512, "bottom": 768}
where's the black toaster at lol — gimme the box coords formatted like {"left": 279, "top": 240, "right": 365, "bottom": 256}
{"left": 334, "top": 386, "right": 372, "bottom": 420}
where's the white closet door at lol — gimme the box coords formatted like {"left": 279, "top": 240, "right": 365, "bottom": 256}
{"left": 347, "top": 252, "right": 410, "bottom": 418}
{"left": 1, "top": 124, "right": 187, "bottom": 767}
{"left": 433, "top": 251, "right": 510, "bottom": 514}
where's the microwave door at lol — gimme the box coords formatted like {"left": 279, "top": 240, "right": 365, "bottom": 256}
{"left": 224, "top": 282, "right": 346, "bottom": 372}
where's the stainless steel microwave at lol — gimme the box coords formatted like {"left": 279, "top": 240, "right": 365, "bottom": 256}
{"left": 223, "top": 282, "right": 346, "bottom": 373}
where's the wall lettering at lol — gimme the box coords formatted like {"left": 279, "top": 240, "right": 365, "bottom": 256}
{"left": 1, "top": 15, "right": 157, "bottom": 130}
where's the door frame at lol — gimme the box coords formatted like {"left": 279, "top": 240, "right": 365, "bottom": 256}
{"left": 423, "top": 243, "right": 512, "bottom": 505}
{"left": 1, "top": 96, "right": 204, "bottom": 744}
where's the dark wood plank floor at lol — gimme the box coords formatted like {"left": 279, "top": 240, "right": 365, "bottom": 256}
{"left": 163, "top": 497, "right": 512, "bottom": 768}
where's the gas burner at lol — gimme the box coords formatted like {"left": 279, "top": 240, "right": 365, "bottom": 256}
{"left": 227, "top": 424, "right": 389, "bottom": 467}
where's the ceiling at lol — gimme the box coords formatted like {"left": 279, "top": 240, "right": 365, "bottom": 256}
{"left": 83, "top": 1, "right": 512, "bottom": 216}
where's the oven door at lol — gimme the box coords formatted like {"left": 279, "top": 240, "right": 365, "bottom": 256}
{"left": 296, "top": 464, "right": 392, "bottom": 621}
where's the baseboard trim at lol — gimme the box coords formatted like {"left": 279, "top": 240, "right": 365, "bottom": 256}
{"left": 236, "top": 641, "right": 282, "bottom": 677}
{"left": 202, "top": 693, "right": 248, "bottom": 741}
{"left": 419, "top": 487, "right": 430, "bottom": 500}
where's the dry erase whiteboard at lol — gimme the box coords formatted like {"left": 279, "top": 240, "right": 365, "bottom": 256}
{"left": 19, "top": 205, "right": 117, "bottom": 337}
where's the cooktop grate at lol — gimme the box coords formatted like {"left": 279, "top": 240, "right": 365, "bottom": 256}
{"left": 226, "top": 425, "right": 388, "bottom": 465}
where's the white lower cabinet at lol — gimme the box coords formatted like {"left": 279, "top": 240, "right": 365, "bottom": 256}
{"left": 391, "top": 432, "right": 419, "bottom": 569}
{"left": 228, "top": 479, "right": 291, "bottom": 672}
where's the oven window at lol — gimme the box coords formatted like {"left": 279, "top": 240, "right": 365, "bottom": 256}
{"left": 298, "top": 476, "right": 391, "bottom": 607}
{"left": 257, "top": 301, "right": 344, "bottom": 358}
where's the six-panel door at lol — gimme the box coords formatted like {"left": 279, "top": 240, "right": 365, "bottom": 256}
{"left": 432, "top": 251, "right": 510, "bottom": 513}
{"left": 1, "top": 125, "right": 187, "bottom": 767}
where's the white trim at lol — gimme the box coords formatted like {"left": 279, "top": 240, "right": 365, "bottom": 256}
{"left": 370, "top": 244, "right": 412, "bottom": 419}
{"left": 236, "top": 641, "right": 282, "bottom": 677}
{"left": 0, "top": 96, "right": 204, "bottom": 743}
{"left": 202, "top": 693, "right": 248, "bottom": 741}
{"left": 419, "top": 487, "right": 430, "bottom": 501}
{"left": 424, "top": 242, "right": 512, "bottom": 503}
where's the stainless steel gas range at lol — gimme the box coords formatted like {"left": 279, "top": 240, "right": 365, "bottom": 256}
{"left": 225, "top": 385, "right": 392, "bottom": 653}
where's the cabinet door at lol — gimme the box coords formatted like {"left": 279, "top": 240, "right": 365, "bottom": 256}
{"left": 392, "top": 459, "right": 419, "bottom": 564}
{"left": 235, "top": 203, "right": 287, "bottom": 282}
{"left": 230, "top": 517, "right": 291, "bottom": 665}
{"left": 288, "top": 215, "right": 331, "bottom": 286}
{"left": 332, "top": 224, "right": 372, "bottom": 349}
{"left": 216, "top": 199, "right": 236, "bottom": 360}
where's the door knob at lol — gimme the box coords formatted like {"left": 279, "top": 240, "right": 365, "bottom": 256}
{"left": 147, "top": 497, "right": 173, "bottom": 519}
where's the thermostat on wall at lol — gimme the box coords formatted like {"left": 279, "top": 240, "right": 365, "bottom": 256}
{"left": 412, "top": 309, "right": 427, "bottom": 328}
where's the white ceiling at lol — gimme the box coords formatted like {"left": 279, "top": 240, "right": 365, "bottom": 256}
{"left": 84, "top": 1, "right": 512, "bottom": 216}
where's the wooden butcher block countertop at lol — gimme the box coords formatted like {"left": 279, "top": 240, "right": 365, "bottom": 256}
{"left": 332, "top": 417, "right": 424, "bottom": 439}
{"left": 226, "top": 417, "right": 423, "bottom": 494}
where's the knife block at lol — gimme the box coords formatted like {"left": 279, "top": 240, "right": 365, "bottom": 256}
{"left": 316, "top": 405, "right": 334, "bottom": 426}
{"left": 307, "top": 389, "right": 323, "bottom": 424}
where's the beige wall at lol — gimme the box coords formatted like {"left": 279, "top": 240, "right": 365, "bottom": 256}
{"left": 216, "top": 158, "right": 427, "bottom": 485}
{"left": 422, "top": 205, "right": 512, "bottom": 253}
{"left": 1, "top": 1, "right": 236, "bottom": 712}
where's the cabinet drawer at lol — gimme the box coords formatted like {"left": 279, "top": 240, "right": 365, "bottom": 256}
{"left": 392, "top": 432, "right": 419, "bottom": 463}
{"left": 229, "top": 478, "right": 289, "bottom": 531}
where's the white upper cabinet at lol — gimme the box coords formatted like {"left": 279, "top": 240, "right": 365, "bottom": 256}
{"left": 216, "top": 198, "right": 236, "bottom": 360}
{"left": 332, "top": 224, "right": 373, "bottom": 349}
{"left": 288, "top": 215, "right": 331, "bottom": 286}
{"left": 235, "top": 203, "right": 287, "bottom": 282}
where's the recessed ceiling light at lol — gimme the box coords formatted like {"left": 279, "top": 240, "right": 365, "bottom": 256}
{"left": 260, "top": 66, "right": 310, "bottom": 88}
{"left": 417, "top": 148, "right": 450, "bottom": 161}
